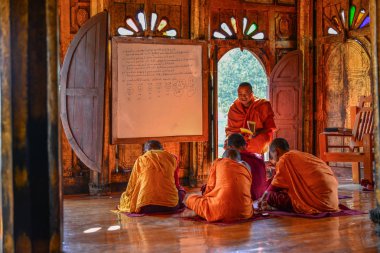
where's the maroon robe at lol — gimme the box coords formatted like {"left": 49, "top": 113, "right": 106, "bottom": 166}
{"left": 240, "top": 150, "right": 268, "bottom": 200}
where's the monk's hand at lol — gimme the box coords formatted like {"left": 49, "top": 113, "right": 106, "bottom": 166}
{"left": 258, "top": 191, "right": 268, "bottom": 211}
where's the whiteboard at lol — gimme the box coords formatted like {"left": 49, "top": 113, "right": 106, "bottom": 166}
{"left": 112, "top": 37, "right": 208, "bottom": 144}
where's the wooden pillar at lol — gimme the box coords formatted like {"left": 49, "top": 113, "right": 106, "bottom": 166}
{"left": 0, "top": 0, "right": 14, "bottom": 252}
{"left": 298, "top": 0, "right": 313, "bottom": 153}
{"left": 46, "top": 0, "right": 61, "bottom": 251}
{"left": 0, "top": 0, "right": 61, "bottom": 251}
{"left": 369, "top": 0, "right": 380, "bottom": 234}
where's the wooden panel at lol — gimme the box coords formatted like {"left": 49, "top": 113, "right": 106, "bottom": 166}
{"left": 275, "top": 12, "right": 296, "bottom": 40}
{"left": 118, "top": 145, "right": 142, "bottom": 169}
{"left": 325, "top": 40, "right": 371, "bottom": 129}
{"left": 70, "top": 0, "right": 91, "bottom": 34}
{"left": 270, "top": 50, "right": 302, "bottom": 150}
{"left": 273, "top": 86, "right": 298, "bottom": 120}
{"left": 278, "top": 0, "right": 296, "bottom": 4}
{"left": 275, "top": 124, "right": 297, "bottom": 149}
{"left": 60, "top": 12, "right": 107, "bottom": 172}
{"left": 244, "top": 0, "right": 274, "bottom": 3}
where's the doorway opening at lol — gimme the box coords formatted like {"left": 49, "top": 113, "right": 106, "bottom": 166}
{"left": 217, "top": 48, "right": 268, "bottom": 157}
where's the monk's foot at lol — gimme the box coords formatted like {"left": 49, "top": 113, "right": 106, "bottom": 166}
{"left": 363, "top": 184, "right": 374, "bottom": 191}
{"left": 361, "top": 178, "right": 374, "bottom": 191}
{"left": 258, "top": 203, "right": 277, "bottom": 212}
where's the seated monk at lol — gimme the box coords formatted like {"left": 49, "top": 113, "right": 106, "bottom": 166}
{"left": 225, "top": 82, "right": 276, "bottom": 154}
{"left": 186, "top": 149, "right": 253, "bottom": 222}
{"left": 258, "top": 138, "right": 339, "bottom": 214}
{"left": 118, "top": 140, "right": 186, "bottom": 214}
{"left": 227, "top": 133, "right": 268, "bottom": 201}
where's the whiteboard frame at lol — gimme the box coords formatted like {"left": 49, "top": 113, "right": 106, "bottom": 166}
{"left": 111, "top": 37, "right": 209, "bottom": 144}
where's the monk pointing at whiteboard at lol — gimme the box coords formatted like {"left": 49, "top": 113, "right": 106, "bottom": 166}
{"left": 225, "top": 82, "right": 276, "bottom": 154}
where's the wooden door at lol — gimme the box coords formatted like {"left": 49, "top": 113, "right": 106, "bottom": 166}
{"left": 60, "top": 11, "right": 107, "bottom": 172}
{"left": 270, "top": 50, "right": 302, "bottom": 150}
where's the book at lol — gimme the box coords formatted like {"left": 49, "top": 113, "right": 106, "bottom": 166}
{"left": 324, "top": 127, "right": 352, "bottom": 134}
{"left": 240, "top": 121, "right": 256, "bottom": 135}
{"left": 240, "top": 128, "right": 253, "bottom": 135}
{"left": 247, "top": 121, "right": 256, "bottom": 134}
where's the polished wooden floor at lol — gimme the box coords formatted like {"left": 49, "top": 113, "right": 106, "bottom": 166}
{"left": 63, "top": 184, "right": 380, "bottom": 252}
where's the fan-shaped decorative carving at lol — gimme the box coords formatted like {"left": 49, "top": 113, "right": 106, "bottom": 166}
{"left": 326, "top": 4, "right": 370, "bottom": 36}
{"left": 212, "top": 17, "right": 265, "bottom": 40}
{"left": 117, "top": 11, "right": 177, "bottom": 38}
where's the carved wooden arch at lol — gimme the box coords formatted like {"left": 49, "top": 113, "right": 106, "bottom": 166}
{"left": 323, "top": 38, "right": 371, "bottom": 130}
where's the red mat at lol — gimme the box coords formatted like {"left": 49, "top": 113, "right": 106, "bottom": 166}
{"left": 265, "top": 204, "right": 366, "bottom": 219}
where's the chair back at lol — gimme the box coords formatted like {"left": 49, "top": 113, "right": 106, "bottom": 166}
{"left": 352, "top": 95, "right": 374, "bottom": 143}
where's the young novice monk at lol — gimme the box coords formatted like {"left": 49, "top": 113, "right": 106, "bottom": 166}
{"left": 259, "top": 138, "right": 339, "bottom": 214}
{"left": 227, "top": 133, "right": 268, "bottom": 201}
{"left": 186, "top": 149, "right": 253, "bottom": 222}
{"left": 118, "top": 140, "right": 185, "bottom": 214}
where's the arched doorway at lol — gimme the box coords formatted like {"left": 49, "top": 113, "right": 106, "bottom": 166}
{"left": 217, "top": 48, "right": 268, "bottom": 157}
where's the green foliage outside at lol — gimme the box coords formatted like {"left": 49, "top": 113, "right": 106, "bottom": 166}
{"left": 217, "top": 48, "right": 268, "bottom": 157}
{"left": 218, "top": 48, "right": 268, "bottom": 114}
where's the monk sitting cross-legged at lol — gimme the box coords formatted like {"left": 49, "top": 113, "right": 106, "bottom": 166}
{"left": 258, "top": 138, "right": 339, "bottom": 214}
{"left": 227, "top": 133, "right": 268, "bottom": 201}
{"left": 186, "top": 149, "right": 253, "bottom": 222}
{"left": 118, "top": 140, "right": 186, "bottom": 214}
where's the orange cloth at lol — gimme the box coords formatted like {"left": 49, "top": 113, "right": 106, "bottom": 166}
{"left": 271, "top": 150, "right": 339, "bottom": 214}
{"left": 226, "top": 98, "right": 276, "bottom": 153}
{"left": 118, "top": 150, "right": 179, "bottom": 213}
{"left": 186, "top": 158, "right": 253, "bottom": 221}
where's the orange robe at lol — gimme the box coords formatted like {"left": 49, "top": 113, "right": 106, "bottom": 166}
{"left": 118, "top": 150, "right": 179, "bottom": 213}
{"left": 226, "top": 98, "right": 276, "bottom": 154}
{"left": 271, "top": 150, "right": 339, "bottom": 214}
{"left": 186, "top": 158, "right": 253, "bottom": 221}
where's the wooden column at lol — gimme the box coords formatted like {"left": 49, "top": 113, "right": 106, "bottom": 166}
{"left": 0, "top": 0, "right": 61, "bottom": 251}
{"left": 0, "top": 0, "right": 14, "bottom": 252}
{"left": 46, "top": 0, "right": 61, "bottom": 251}
{"left": 298, "top": 0, "right": 313, "bottom": 153}
{"left": 369, "top": 0, "right": 380, "bottom": 234}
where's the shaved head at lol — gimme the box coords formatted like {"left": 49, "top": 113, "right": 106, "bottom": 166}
{"left": 227, "top": 133, "right": 246, "bottom": 149}
{"left": 238, "top": 82, "right": 253, "bottom": 92}
{"left": 269, "top": 138, "right": 290, "bottom": 153}
{"left": 144, "top": 140, "right": 163, "bottom": 152}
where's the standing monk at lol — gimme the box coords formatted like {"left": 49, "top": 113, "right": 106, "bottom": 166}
{"left": 118, "top": 140, "right": 186, "bottom": 214}
{"left": 259, "top": 138, "right": 339, "bottom": 214}
{"left": 226, "top": 82, "right": 276, "bottom": 154}
{"left": 186, "top": 149, "right": 253, "bottom": 222}
{"left": 227, "top": 133, "right": 268, "bottom": 201}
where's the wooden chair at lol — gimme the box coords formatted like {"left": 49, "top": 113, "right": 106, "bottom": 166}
{"left": 319, "top": 95, "right": 374, "bottom": 184}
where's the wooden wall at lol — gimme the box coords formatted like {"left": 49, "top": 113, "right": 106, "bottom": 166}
{"left": 59, "top": 0, "right": 300, "bottom": 194}
{"left": 315, "top": 0, "right": 372, "bottom": 153}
